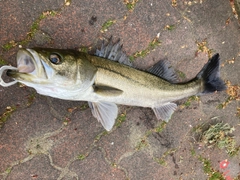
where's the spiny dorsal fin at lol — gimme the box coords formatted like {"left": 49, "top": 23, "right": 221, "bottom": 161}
{"left": 148, "top": 60, "right": 178, "bottom": 83}
{"left": 95, "top": 37, "right": 132, "bottom": 66}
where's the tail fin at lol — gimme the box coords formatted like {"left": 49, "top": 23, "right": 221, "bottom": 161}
{"left": 197, "top": 53, "right": 226, "bottom": 94}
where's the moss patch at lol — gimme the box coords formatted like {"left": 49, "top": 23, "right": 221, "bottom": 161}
{"left": 135, "top": 121, "right": 167, "bottom": 150}
{"left": 2, "top": 10, "right": 58, "bottom": 50}
{"left": 115, "top": 113, "right": 127, "bottom": 128}
{"left": 194, "top": 122, "right": 239, "bottom": 156}
{"left": 130, "top": 35, "right": 161, "bottom": 61}
{"left": 2, "top": 41, "right": 17, "bottom": 51}
{"left": 123, "top": 0, "right": 139, "bottom": 11}
{"left": 180, "top": 95, "right": 200, "bottom": 109}
{"left": 100, "top": 20, "right": 116, "bottom": 33}
{"left": 0, "top": 106, "right": 16, "bottom": 128}
{"left": 77, "top": 154, "right": 86, "bottom": 160}
{"left": 198, "top": 156, "right": 225, "bottom": 180}
{"left": 154, "top": 149, "right": 176, "bottom": 166}
{"left": 0, "top": 57, "right": 6, "bottom": 65}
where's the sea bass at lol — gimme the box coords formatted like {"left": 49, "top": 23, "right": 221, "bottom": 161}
{"left": 0, "top": 39, "right": 226, "bottom": 131}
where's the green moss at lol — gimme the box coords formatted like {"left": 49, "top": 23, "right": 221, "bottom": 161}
{"left": 131, "top": 36, "right": 160, "bottom": 60}
{"left": 2, "top": 10, "right": 58, "bottom": 50}
{"left": 2, "top": 41, "right": 17, "bottom": 51}
{"left": 94, "top": 130, "right": 108, "bottom": 142}
{"left": 79, "top": 103, "right": 89, "bottom": 110}
{"left": 190, "top": 148, "right": 196, "bottom": 156}
{"left": 0, "top": 58, "right": 6, "bottom": 65}
{"left": 115, "top": 113, "right": 126, "bottom": 128}
{"left": 79, "top": 46, "right": 89, "bottom": 53}
{"left": 135, "top": 122, "right": 167, "bottom": 151}
{"left": 5, "top": 167, "right": 12, "bottom": 174}
{"left": 154, "top": 157, "right": 167, "bottom": 166}
{"left": 27, "top": 93, "right": 36, "bottom": 106}
{"left": 154, "top": 149, "right": 176, "bottom": 166}
{"left": 177, "top": 70, "right": 186, "bottom": 81}
{"left": 100, "top": 20, "right": 116, "bottom": 33}
{"left": 135, "top": 138, "right": 148, "bottom": 150}
{"left": 77, "top": 154, "right": 86, "bottom": 160}
{"left": 181, "top": 95, "right": 199, "bottom": 108}
{"left": 28, "top": 10, "right": 57, "bottom": 39}
{"left": 198, "top": 156, "right": 225, "bottom": 180}
{"left": 0, "top": 106, "right": 16, "bottom": 128}
{"left": 124, "top": 0, "right": 139, "bottom": 11}
{"left": 165, "top": 25, "right": 175, "bottom": 30}
{"left": 129, "top": 56, "right": 135, "bottom": 61}
{"left": 194, "top": 122, "right": 239, "bottom": 157}
{"left": 154, "top": 121, "right": 166, "bottom": 133}
{"left": 203, "top": 123, "right": 239, "bottom": 156}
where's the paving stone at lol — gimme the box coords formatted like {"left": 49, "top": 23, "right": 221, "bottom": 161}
{"left": 70, "top": 148, "right": 126, "bottom": 180}
{"left": 6, "top": 154, "right": 61, "bottom": 180}
{"left": 0, "top": 0, "right": 240, "bottom": 179}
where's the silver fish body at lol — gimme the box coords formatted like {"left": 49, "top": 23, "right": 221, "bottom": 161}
{"left": 1, "top": 40, "right": 226, "bottom": 131}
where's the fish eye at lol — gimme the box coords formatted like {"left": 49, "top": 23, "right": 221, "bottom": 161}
{"left": 49, "top": 53, "right": 61, "bottom": 64}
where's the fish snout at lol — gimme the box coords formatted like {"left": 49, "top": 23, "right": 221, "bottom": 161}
{"left": 6, "top": 69, "right": 18, "bottom": 77}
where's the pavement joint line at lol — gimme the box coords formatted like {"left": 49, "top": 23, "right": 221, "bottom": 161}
{"left": 2, "top": 1, "right": 70, "bottom": 51}
{"left": 46, "top": 97, "right": 72, "bottom": 121}
{"left": 52, "top": 154, "right": 79, "bottom": 180}
{"left": 129, "top": 35, "right": 161, "bottom": 61}
{"left": 1, "top": 1, "right": 239, "bottom": 179}
{"left": 97, "top": 146, "right": 130, "bottom": 179}
{"left": 26, "top": 125, "right": 64, "bottom": 155}
{"left": 0, "top": 154, "right": 35, "bottom": 180}
{"left": 25, "top": 125, "right": 79, "bottom": 180}
{"left": 117, "top": 151, "right": 136, "bottom": 165}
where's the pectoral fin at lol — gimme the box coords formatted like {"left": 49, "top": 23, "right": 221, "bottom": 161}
{"left": 152, "top": 102, "right": 177, "bottom": 122}
{"left": 88, "top": 101, "right": 118, "bottom": 131}
{"left": 94, "top": 85, "right": 123, "bottom": 97}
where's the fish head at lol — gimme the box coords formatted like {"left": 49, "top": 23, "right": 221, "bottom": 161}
{"left": 7, "top": 48, "right": 97, "bottom": 97}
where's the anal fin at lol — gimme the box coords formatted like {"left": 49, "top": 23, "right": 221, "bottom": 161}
{"left": 88, "top": 101, "right": 118, "bottom": 131}
{"left": 152, "top": 102, "right": 177, "bottom": 122}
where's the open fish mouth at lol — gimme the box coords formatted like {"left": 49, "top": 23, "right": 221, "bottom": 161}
{"left": 0, "top": 49, "right": 37, "bottom": 87}
{"left": 16, "top": 49, "right": 36, "bottom": 74}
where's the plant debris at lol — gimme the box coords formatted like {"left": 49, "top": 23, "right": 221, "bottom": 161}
{"left": 195, "top": 122, "right": 239, "bottom": 156}
{"left": 218, "top": 80, "right": 240, "bottom": 110}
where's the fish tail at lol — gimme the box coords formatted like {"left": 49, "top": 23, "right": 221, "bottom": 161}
{"left": 197, "top": 53, "right": 226, "bottom": 94}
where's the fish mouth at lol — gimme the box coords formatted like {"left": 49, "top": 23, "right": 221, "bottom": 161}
{"left": 6, "top": 49, "right": 36, "bottom": 77}
{"left": 16, "top": 49, "right": 36, "bottom": 73}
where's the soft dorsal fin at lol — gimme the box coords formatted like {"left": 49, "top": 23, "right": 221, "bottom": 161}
{"left": 88, "top": 101, "right": 118, "bottom": 131}
{"left": 148, "top": 60, "right": 178, "bottom": 83}
{"left": 94, "top": 85, "right": 123, "bottom": 97}
{"left": 95, "top": 37, "right": 132, "bottom": 66}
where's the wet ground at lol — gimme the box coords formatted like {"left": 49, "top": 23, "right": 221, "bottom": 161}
{"left": 0, "top": 0, "right": 240, "bottom": 179}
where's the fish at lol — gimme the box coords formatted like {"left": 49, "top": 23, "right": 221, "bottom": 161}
{"left": 0, "top": 38, "right": 226, "bottom": 131}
